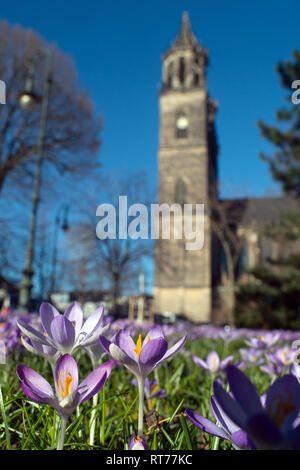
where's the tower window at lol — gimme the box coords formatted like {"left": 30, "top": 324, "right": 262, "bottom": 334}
{"left": 175, "top": 178, "right": 188, "bottom": 206}
{"left": 167, "top": 61, "right": 173, "bottom": 89}
{"left": 179, "top": 57, "right": 185, "bottom": 84}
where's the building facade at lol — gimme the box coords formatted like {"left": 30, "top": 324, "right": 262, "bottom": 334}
{"left": 154, "top": 13, "right": 218, "bottom": 322}
{"left": 153, "top": 13, "right": 293, "bottom": 324}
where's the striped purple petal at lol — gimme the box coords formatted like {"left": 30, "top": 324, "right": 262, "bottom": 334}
{"left": 185, "top": 409, "right": 228, "bottom": 440}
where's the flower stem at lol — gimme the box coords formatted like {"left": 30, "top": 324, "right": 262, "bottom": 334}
{"left": 57, "top": 416, "right": 67, "bottom": 450}
{"left": 137, "top": 376, "right": 145, "bottom": 436}
{"left": 89, "top": 393, "right": 98, "bottom": 446}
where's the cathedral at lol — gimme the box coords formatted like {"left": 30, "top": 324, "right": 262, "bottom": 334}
{"left": 153, "top": 13, "right": 293, "bottom": 324}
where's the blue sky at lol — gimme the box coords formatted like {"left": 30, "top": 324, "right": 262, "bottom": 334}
{"left": 1, "top": 0, "right": 299, "bottom": 200}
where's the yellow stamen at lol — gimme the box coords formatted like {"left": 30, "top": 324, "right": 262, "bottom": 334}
{"left": 43, "top": 332, "right": 48, "bottom": 337}
{"left": 133, "top": 334, "right": 151, "bottom": 359}
{"left": 135, "top": 436, "right": 142, "bottom": 443}
{"left": 134, "top": 335, "right": 142, "bottom": 359}
{"left": 58, "top": 370, "right": 73, "bottom": 400}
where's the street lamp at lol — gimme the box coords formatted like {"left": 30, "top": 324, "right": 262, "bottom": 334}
{"left": 49, "top": 205, "right": 69, "bottom": 296}
{"left": 18, "top": 49, "right": 52, "bottom": 312}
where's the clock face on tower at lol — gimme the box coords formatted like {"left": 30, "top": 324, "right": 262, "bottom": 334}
{"left": 176, "top": 115, "right": 189, "bottom": 130}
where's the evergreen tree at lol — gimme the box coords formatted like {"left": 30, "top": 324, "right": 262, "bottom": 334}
{"left": 235, "top": 50, "right": 300, "bottom": 330}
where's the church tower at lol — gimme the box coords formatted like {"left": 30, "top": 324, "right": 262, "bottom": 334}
{"left": 154, "top": 12, "right": 218, "bottom": 322}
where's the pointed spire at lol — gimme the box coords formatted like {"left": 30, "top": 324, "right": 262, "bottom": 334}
{"left": 173, "top": 12, "right": 198, "bottom": 49}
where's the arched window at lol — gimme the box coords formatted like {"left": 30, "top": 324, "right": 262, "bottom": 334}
{"left": 179, "top": 57, "right": 185, "bottom": 84}
{"left": 236, "top": 240, "right": 249, "bottom": 278}
{"left": 167, "top": 61, "right": 173, "bottom": 89}
{"left": 175, "top": 178, "right": 188, "bottom": 205}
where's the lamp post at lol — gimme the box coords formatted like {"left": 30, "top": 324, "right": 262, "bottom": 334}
{"left": 49, "top": 205, "right": 69, "bottom": 296}
{"left": 18, "top": 49, "right": 52, "bottom": 312}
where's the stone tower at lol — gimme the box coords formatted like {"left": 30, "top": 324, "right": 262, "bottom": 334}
{"left": 153, "top": 12, "right": 218, "bottom": 322}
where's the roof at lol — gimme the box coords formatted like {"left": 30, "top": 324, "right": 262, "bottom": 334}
{"left": 221, "top": 197, "right": 299, "bottom": 226}
{"left": 163, "top": 12, "right": 202, "bottom": 58}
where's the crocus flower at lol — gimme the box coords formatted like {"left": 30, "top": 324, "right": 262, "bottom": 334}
{"left": 129, "top": 435, "right": 149, "bottom": 450}
{"left": 238, "top": 348, "right": 264, "bottom": 365}
{"left": 213, "top": 365, "right": 300, "bottom": 449}
{"left": 16, "top": 354, "right": 112, "bottom": 420}
{"left": 100, "top": 326, "right": 186, "bottom": 437}
{"left": 192, "top": 351, "right": 233, "bottom": 376}
{"left": 186, "top": 395, "right": 255, "bottom": 450}
{"left": 245, "top": 333, "right": 280, "bottom": 350}
{"left": 99, "top": 326, "right": 187, "bottom": 380}
{"left": 268, "top": 346, "right": 297, "bottom": 369}
{"left": 17, "top": 302, "right": 109, "bottom": 355}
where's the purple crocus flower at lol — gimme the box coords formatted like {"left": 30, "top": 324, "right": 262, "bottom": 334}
{"left": 129, "top": 435, "right": 149, "bottom": 450}
{"left": 213, "top": 365, "right": 300, "bottom": 449}
{"left": 186, "top": 395, "right": 255, "bottom": 450}
{"left": 245, "top": 333, "right": 280, "bottom": 350}
{"left": 17, "top": 302, "right": 109, "bottom": 355}
{"left": 268, "top": 346, "right": 297, "bottom": 369}
{"left": 192, "top": 351, "right": 233, "bottom": 376}
{"left": 16, "top": 354, "right": 112, "bottom": 419}
{"left": 99, "top": 326, "right": 186, "bottom": 380}
{"left": 238, "top": 348, "right": 264, "bottom": 365}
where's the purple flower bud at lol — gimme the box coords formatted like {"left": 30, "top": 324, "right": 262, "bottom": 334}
{"left": 128, "top": 435, "right": 149, "bottom": 450}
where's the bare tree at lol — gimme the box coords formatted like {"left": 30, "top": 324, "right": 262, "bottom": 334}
{"left": 0, "top": 20, "right": 102, "bottom": 194}
{"left": 61, "top": 171, "right": 154, "bottom": 313}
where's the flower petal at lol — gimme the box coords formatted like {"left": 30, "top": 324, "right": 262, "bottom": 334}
{"left": 185, "top": 409, "right": 228, "bottom": 440}
{"left": 220, "top": 355, "right": 234, "bottom": 371}
{"left": 16, "top": 364, "right": 56, "bottom": 404}
{"left": 155, "top": 335, "right": 187, "bottom": 367}
{"left": 80, "top": 305, "right": 104, "bottom": 337}
{"left": 246, "top": 413, "right": 283, "bottom": 449}
{"left": 210, "top": 395, "right": 239, "bottom": 435}
{"left": 227, "top": 365, "right": 262, "bottom": 416}
{"left": 207, "top": 351, "right": 220, "bottom": 373}
{"left": 109, "top": 343, "right": 140, "bottom": 376}
{"left": 50, "top": 316, "right": 76, "bottom": 353}
{"left": 213, "top": 380, "right": 247, "bottom": 429}
{"left": 115, "top": 330, "right": 137, "bottom": 361}
{"left": 99, "top": 335, "right": 111, "bottom": 355}
{"left": 39, "top": 302, "right": 60, "bottom": 338}
{"left": 265, "top": 374, "right": 300, "bottom": 432}
{"left": 139, "top": 338, "right": 168, "bottom": 376}
{"left": 142, "top": 326, "right": 164, "bottom": 347}
{"left": 17, "top": 320, "right": 50, "bottom": 346}
{"left": 64, "top": 302, "right": 83, "bottom": 338}
{"left": 78, "top": 360, "right": 112, "bottom": 403}
{"left": 192, "top": 355, "right": 209, "bottom": 371}
{"left": 231, "top": 430, "right": 256, "bottom": 450}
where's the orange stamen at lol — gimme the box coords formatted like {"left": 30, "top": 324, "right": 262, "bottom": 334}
{"left": 58, "top": 370, "right": 73, "bottom": 400}
{"left": 134, "top": 334, "right": 142, "bottom": 359}
{"left": 133, "top": 334, "right": 151, "bottom": 359}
